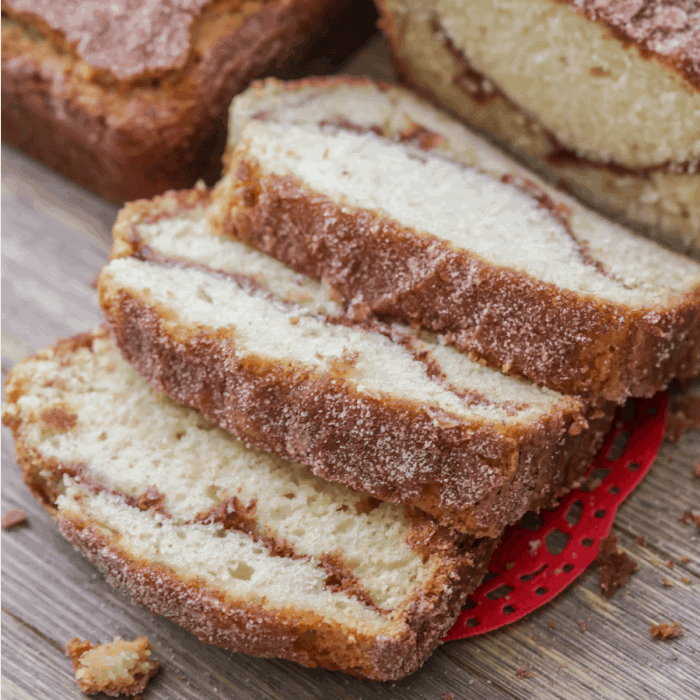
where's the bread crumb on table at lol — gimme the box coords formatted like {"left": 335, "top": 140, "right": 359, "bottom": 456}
{"left": 2, "top": 509, "right": 27, "bottom": 529}
{"left": 664, "top": 395, "right": 700, "bottom": 443}
{"left": 578, "top": 619, "right": 586, "bottom": 632}
{"left": 65, "top": 637, "right": 160, "bottom": 697}
{"left": 694, "top": 462, "right": 700, "bottom": 479}
{"left": 649, "top": 622, "right": 682, "bottom": 640}
{"left": 634, "top": 534, "right": 646, "bottom": 546}
{"left": 515, "top": 667, "right": 531, "bottom": 679}
{"left": 596, "top": 534, "right": 638, "bottom": 598}
{"left": 678, "top": 510, "right": 700, "bottom": 529}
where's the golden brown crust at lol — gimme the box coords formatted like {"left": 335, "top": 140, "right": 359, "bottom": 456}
{"left": 213, "top": 158, "right": 700, "bottom": 402}
{"left": 2, "top": 332, "right": 498, "bottom": 680}
{"left": 0, "top": 0, "right": 357, "bottom": 201}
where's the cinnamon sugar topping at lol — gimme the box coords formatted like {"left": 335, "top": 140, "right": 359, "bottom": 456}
{"left": 649, "top": 621, "right": 683, "bottom": 639}
{"left": 5, "top": 0, "right": 210, "bottom": 80}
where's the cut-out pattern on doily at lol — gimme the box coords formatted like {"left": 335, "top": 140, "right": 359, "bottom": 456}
{"left": 445, "top": 393, "right": 667, "bottom": 641}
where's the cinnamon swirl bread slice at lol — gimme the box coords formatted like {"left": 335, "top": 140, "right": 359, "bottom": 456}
{"left": 2, "top": 329, "right": 498, "bottom": 681}
{"left": 209, "top": 76, "right": 700, "bottom": 402}
{"left": 101, "top": 188, "right": 613, "bottom": 538}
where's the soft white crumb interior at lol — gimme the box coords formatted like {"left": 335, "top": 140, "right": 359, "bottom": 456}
{"left": 59, "top": 483, "right": 389, "bottom": 629}
{"left": 137, "top": 209, "right": 342, "bottom": 316}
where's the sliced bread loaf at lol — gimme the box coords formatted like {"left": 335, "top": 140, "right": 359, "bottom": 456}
{"left": 208, "top": 76, "right": 700, "bottom": 402}
{"left": 101, "top": 188, "right": 614, "bottom": 538}
{"left": 2, "top": 329, "right": 497, "bottom": 681}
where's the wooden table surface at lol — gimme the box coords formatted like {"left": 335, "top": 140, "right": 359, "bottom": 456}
{"left": 2, "top": 35, "right": 699, "bottom": 700}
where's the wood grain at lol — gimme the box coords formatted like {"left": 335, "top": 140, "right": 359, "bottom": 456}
{"left": 2, "top": 35, "right": 699, "bottom": 700}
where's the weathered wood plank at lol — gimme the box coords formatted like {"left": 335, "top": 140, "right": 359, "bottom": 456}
{"left": 1, "top": 184, "right": 107, "bottom": 373}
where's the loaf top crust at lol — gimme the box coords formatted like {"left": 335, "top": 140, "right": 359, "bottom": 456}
{"left": 568, "top": 0, "right": 700, "bottom": 88}
{"left": 4, "top": 0, "right": 235, "bottom": 81}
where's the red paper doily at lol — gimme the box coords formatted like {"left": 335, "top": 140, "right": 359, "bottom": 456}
{"left": 445, "top": 392, "right": 668, "bottom": 641}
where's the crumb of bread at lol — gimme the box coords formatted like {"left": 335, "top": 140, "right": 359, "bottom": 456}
{"left": 665, "top": 395, "right": 700, "bottom": 443}
{"left": 682, "top": 577, "right": 691, "bottom": 585}
{"left": 596, "top": 534, "right": 638, "bottom": 598}
{"left": 662, "top": 577, "right": 673, "bottom": 587}
{"left": 681, "top": 556, "right": 691, "bottom": 563}
{"left": 444, "top": 693, "right": 454, "bottom": 700}
{"left": 515, "top": 667, "right": 531, "bottom": 679}
{"left": 2, "top": 509, "right": 27, "bottom": 529}
{"left": 666, "top": 560, "right": 675, "bottom": 569}
{"left": 694, "top": 463, "right": 700, "bottom": 479}
{"left": 679, "top": 510, "right": 700, "bottom": 529}
{"left": 634, "top": 534, "right": 646, "bottom": 546}
{"left": 649, "top": 622, "right": 682, "bottom": 640}
{"left": 548, "top": 621, "right": 556, "bottom": 629}
{"left": 577, "top": 619, "right": 586, "bottom": 632}
{"left": 65, "top": 637, "right": 160, "bottom": 697}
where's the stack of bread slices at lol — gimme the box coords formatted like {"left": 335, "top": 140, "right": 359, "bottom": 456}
{"left": 4, "top": 76, "right": 700, "bottom": 681}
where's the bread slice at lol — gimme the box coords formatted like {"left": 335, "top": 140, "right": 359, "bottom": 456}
{"left": 208, "top": 77, "right": 700, "bottom": 403}
{"left": 375, "top": 0, "right": 700, "bottom": 255}
{"left": 2, "top": 329, "right": 498, "bottom": 681}
{"left": 101, "top": 188, "right": 613, "bottom": 538}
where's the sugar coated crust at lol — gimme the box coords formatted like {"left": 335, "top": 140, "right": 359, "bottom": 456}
{"left": 2, "top": 329, "right": 498, "bottom": 680}
{"left": 1, "top": 0, "right": 340, "bottom": 201}
{"left": 104, "top": 189, "right": 615, "bottom": 537}
{"left": 376, "top": 0, "right": 700, "bottom": 253}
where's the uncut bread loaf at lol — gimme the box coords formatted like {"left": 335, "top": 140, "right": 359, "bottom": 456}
{"left": 101, "top": 188, "right": 614, "bottom": 538}
{"left": 1, "top": 329, "right": 498, "bottom": 681}
{"left": 209, "top": 77, "right": 700, "bottom": 402}
{"left": 375, "top": 0, "right": 700, "bottom": 254}
{"left": 1, "top": 0, "right": 374, "bottom": 202}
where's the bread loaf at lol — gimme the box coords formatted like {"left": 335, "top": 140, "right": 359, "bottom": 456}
{"left": 0, "top": 0, "right": 373, "bottom": 201}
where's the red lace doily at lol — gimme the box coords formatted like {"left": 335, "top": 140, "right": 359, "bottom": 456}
{"left": 445, "top": 393, "right": 668, "bottom": 641}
